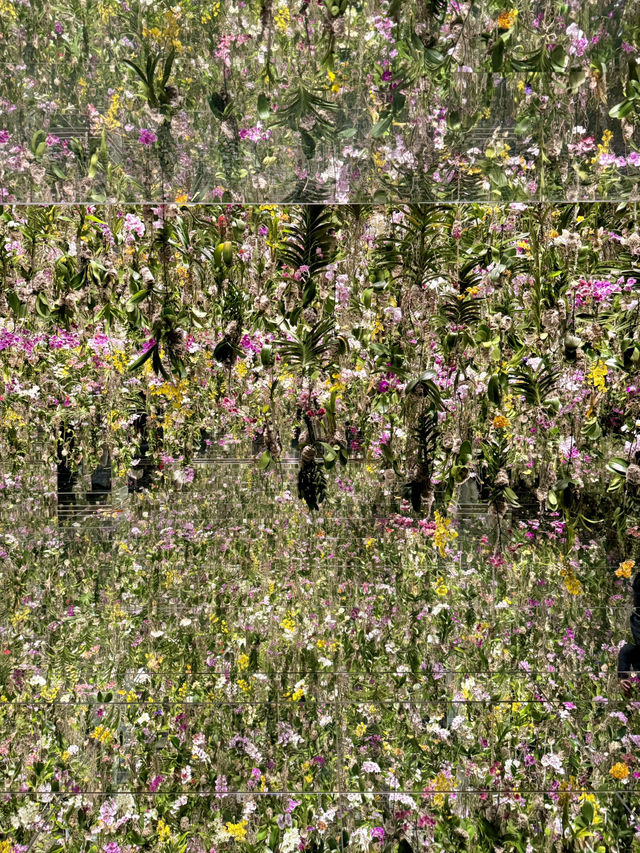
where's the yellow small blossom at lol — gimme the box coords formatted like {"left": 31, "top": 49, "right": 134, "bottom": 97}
{"left": 237, "top": 653, "right": 250, "bottom": 671}
{"left": 433, "top": 509, "right": 458, "bottom": 558}
{"left": 431, "top": 771, "right": 451, "bottom": 807}
{"left": 616, "top": 560, "right": 636, "bottom": 579}
{"left": 493, "top": 415, "right": 510, "bottom": 430}
{"left": 90, "top": 725, "right": 114, "bottom": 745}
{"left": 281, "top": 616, "right": 296, "bottom": 634}
{"left": 355, "top": 722, "right": 367, "bottom": 737}
{"left": 157, "top": 818, "right": 171, "bottom": 840}
{"left": 610, "top": 762, "right": 630, "bottom": 781}
{"left": 497, "top": 9, "right": 518, "bottom": 29}
{"left": 560, "top": 566, "right": 583, "bottom": 596}
{"left": 596, "top": 129, "right": 613, "bottom": 158}
{"left": 274, "top": 6, "right": 290, "bottom": 31}
{"left": 225, "top": 819, "right": 248, "bottom": 841}
{"left": 435, "top": 578, "right": 449, "bottom": 596}
{"left": 588, "top": 360, "right": 607, "bottom": 391}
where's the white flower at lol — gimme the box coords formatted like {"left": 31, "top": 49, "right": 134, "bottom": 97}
{"left": 541, "top": 752, "right": 564, "bottom": 774}
{"left": 280, "top": 827, "right": 301, "bottom": 853}
{"left": 450, "top": 715, "right": 466, "bottom": 731}
{"left": 181, "top": 765, "right": 192, "bottom": 784}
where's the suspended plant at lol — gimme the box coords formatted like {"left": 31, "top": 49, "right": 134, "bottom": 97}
{"left": 276, "top": 205, "right": 337, "bottom": 306}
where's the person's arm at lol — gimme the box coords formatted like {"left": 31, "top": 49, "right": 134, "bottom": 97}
{"left": 618, "top": 643, "right": 640, "bottom": 696}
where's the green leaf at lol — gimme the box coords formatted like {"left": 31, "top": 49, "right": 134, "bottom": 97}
{"left": 370, "top": 114, "right": 392, "bottom": 138}
{"left": 321, "top": 442, "right": 337, "bottom": 463}
{"left": 161, "top": 49, "right": 175, "bottom": 86}
{"left": 581, "top": 800, "right": 594, "bottom": 824}
{"left": 35, "top": 292, "right": 50, "bottom": 318}
{"left": 607, "top": 457, "right": 629, "bottom": 475}
{"left": 126, "top": 289, "right": 150, "bottom": 308}
{"left": 257, "top": 93, "right": 271, "bottom": 120}
{"left": 549, "top": 45, "right": 568, "bottom": 72}
{"left": 122, "top": 58, "right": 150, "bottom": 87}
{"left": 260, "top": 344, "right": 274, "bottom": 367}
{"left": 487, "top": 374, "right": 502, "bottom": 405}
{"left": 300, "top": 128, "right": 316, "bottom": 159}
{"left": 458, "top": 440, "right": 473, "bottom": 465}
{"left": 609, "top": 99, "right": 636, "bottom": 120}
{"left": 258, "top": 451, "right": 273, "bottom": 471}
{"left": 128, "top": 344, "right": 155, "bottom": 372}
{"left": 31, "top": 129, "right": 46, "bottom": 156}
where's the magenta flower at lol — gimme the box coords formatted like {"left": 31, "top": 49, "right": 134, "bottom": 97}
{"left": 138, "top": 128, "right": 157, "bottom": 146}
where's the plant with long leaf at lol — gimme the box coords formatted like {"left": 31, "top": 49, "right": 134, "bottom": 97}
{"left": 510, "top": 356, "right": 558, "bottom": 409}
{"left": 122, "top": 50, "right": 178, "bottom": 115}
{"left": 276, "top": 204, "right": 337, "bottom": 307}
{"left": 480, "top": 429, "right": 519, "bottom": 552}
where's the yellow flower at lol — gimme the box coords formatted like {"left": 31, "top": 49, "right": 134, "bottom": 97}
{"left": 616, "top": 560, "right": 635, "bottom": 579}
{"left": 493, "top": 415, "right": 510, "bottom": 430}
{"left": 157, "top": 818, "right": 171, "bottom": 840}
{"left": 560, "top": 566, "right": 583, "bottom": 596}
{"left": 433, "top": 509, "right": 458, "bottom": 558}
{"left": 280, "top": 616, "right": 296, "bottom": 634}
{"left": 355, "top": 722, "right": 367, "bottom": 737}
{"left": 237, "top": 653, "right": 250, "bottom": 671}
{"left": 175, "top": 191, "right": 189, "bottom": 204}
{"left": 610, "top": 762, "right": 629, "bottom": 781}
{"left": 497, "top": 9, "right": 518, "bottom": 29}
{"left": 90, "top": 725, "right": 114, "bottom": 745}
{"left": 431, "top": 770, "right": 451, "bottom": 807}
{"left": 274, "top": 6, "right": 290, "bottom": 30}
{"left": 435, "top": 578, "right": 449, "bottom": 596}
{"left": 588, "top": 360, "right": 607, "bottom": 391}
{"left": 225, "top": 819, "right": 248, "bottom": 841}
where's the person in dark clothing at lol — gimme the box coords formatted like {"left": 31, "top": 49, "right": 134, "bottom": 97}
{"left": 618, "top": 571, "right": 640, "bottom": 696}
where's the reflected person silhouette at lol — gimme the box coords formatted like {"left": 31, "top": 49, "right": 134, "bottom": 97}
{"left": 617, "top": 570, "right": 640, "bottom": 697}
